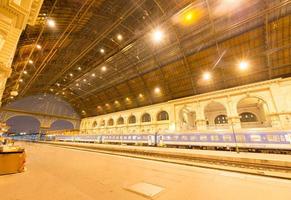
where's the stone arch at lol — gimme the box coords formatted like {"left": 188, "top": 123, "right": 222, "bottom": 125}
{"left": 92, "top": 120, "right": 98, "bottom": 128}
{"left": 128, "top": 115, "right": 136, "bottom": 124}
{"left": 6, "top": 115, "right": 41, "bottom": 134}
{"left": 237, "top": 96, "right": 271, "bottom": 128}
{"left": 157, "top": 111, "right": 169, "bottom": 121}
{"left": 204, "top": 101, "right": 228, "bottom": 127}
{"left": 107, "top": 118, "right": 114, "bottom": 126}
{"left": 141, "top": 113, "right": 151, "bottom": 122}
{"left": 49, "top": 120, "right": 74, "bottom": 130}
{"left": 117, "top": 117, "right": 124, "bottom": 125}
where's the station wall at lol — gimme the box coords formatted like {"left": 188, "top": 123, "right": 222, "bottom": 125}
{"left": 80, "top": 78, "right": 291, "bottom": 134}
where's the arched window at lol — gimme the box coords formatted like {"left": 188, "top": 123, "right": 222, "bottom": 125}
{"left": 100, "top": 120, "right": 105, "bottom": 126}
{"left": 239, "top": 112, "right": 258, "bottom": 122}
{"left": 92, "top": 121, "right": 98, "bottom": 128}
{"left": 117, "top": 117, "right": 124, "bottom": 125}
{"left": 107, "top": 118, "right": 114, "bottom": 126}
{"left": 214, "top": 115, "right": 228, "bottom": 124}
{"left": 157, "top": 111, "right": 169, "bottom": 121}
{"left": 128, "top": 115, "right": 136, "bottom": 124}
{"left": 141, "top": 113, "right": 151, "bottom": 122}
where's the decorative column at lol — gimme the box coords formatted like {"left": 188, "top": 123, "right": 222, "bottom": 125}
{"left": 195, "top": 102, "right": 207, "bottom": 131}
{"left": 227, "top": 96, "right": 241, "bottom": 129}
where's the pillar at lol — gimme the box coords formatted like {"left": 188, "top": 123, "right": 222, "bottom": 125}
{"left": 196, "top": 102, "right": 207, "bottom": 131}
{"left": 227, "top": 96, "right": 241, "bottom": 129}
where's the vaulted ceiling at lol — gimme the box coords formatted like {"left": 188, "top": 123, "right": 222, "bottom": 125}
{"left": 3, "top": 0, "right": 291, "bottom": 117}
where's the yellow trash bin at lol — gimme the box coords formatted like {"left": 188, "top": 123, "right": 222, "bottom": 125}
{"left": 0, "top": 146, "right": 26, "bottom": 175}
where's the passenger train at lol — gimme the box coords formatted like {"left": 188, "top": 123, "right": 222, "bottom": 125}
{"left": 11, "top": 130, "right": 291, "bottom": 154}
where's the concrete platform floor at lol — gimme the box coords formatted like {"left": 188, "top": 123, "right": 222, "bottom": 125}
{"left": 0, "top": 142, "right": 291, "bottom": 200}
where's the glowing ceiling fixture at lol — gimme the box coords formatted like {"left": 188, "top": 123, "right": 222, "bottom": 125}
{"left": 47, "top": 19, "right": 55, "bottom": 27}
{"left": 91, "top": 73, "right": 96, "bottom": 77}
{"left": 19, "top": 79, "right": 23, "bottom": 83}
{"left": 114, "top": 100, "right": 119, "bottom": 104}
{"left": 78, "top": 67, "right": 82, "bottom": 71}
{"left": 105, "top": 103, "right": 109, "bottom": 107}
{"left": 101, "top": 66, "right": 107, "bottom": 72}
{"left": 83, "top": 79, "right": 87, "bottom": 82}
{"left": 36, "top": 44, "right": 42, "bottom": 49}
{"left": 23, "top": 70, "right": 28, "bottom": 75}
{"left": 154, "top": 87, "right": 161, "bottom": 93}
{"left": 152, "top": 29, "right": 164, "bottom": 43}
{"left": 50, "top": 88, "right": 54, "bottom": 92}
{"left": 117, "top": 34, "right": 123, "bottom": 41}
{"left": 239, "top": 61, "right": 249, "bottom": 70}
{"left": 76, "top": 83, "right": 80, "bottom": 87}
{"left": 203, "top": 72, "right": 211, "bottom": 81}
{"left": 100, "top": 48, "right": 105, "bottom": 54}
{"left": 28, "top": 60, "right": 33, "bottom": 64}
{"left": 69, "top": 73, "right": 73, "bottom": 77}
{"left": 139, "top": 93, "right": 143, "bottom": 98}
{"left": 56, "top": 83, "right": 60, "bottom": 87}
{"left": 126, "top": 97, "right": 130, "bottom": 101}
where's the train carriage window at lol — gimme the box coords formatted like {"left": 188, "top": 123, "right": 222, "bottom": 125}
{"left": 267, "top": 135, "right": 280, "bottom": 142}
{"left": 157, "top": 111, "right": 169, "bottom": 121}
{"left": 181, "top": 136, "right": 188, "bottom": 141}
{"left": 117, "top": 117, "right": 124, "bottom": 125}
{"left": 250, "top": 135, "right": 262, "bottom": 142}
{"left": 210, "top": 135, "right": 219, "bottom": 141}
{"left": 141, "top": 113, "right": 151, "bottom": 122}
{"left": 128, "top": 115, "right": 136, "bottom": 124}
{"left": 200, "top": 135, "right": 208, "bottom": 141}
{"left": 223, "top": 135, "right": 232, "bottom": 142}
{"left": 190, "top": 136, "right": 196, "bottom": 141}
{"left": 214, "top": 115, "right": 228, "bottom": 124}
{"left": 239, "top": 112, "right": 258, "bottom": 122}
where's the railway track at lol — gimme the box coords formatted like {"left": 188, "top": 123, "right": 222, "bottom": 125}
{"left": 37, "top": 141, "right": 291, "bottom": 179}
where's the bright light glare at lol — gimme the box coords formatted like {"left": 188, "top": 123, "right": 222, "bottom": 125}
{"left": 101, "top": 66, "right": 107, "bottom": 72}
{"left": 36, "top": 44, "right": 42, "bottom": 49}
{"left": 23, "top": 70, "right": 28, "bottom": 75}
{"left": 28, "top": 60, "right": 33, "bottom": 64}
{"left": 203, "top": 72, "right": 211, "bottom": 81}
{"left": 47, "top": 19, "right": 55, "bottom": 27}
{"left": 239, "top": 61, "right": 249, "bottom": 70}
{"left": 100, "top": 48, "right": 105, "bottom": 54}
{"left": 91, "top": 73, "right": 96, "bottom": 77}
{"left": 154, "top": 87, "right": 161, "bottom": 93}
{"left": 117, "top": 34, "right": 123, "bottom": 41}
{"left": 152, "top": 29, "right": 164, "bottom": 43}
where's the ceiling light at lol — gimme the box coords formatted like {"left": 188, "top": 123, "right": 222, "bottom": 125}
{"left": 114, "top": 100, "right": 119, "bottom": 104}
{"left": 83, "top": 79, "right": 87, "bottom": 82}
{"left": 62, "top": 92, "right": 65, "bottom": 95}
{"left": 19, "top": 79, "right": 23, "bottom": 83}
{"left": 154, "top": 87, "right": 161, "bottom": 93}
{"left": 23, "top": 70, "right": 28, "bottom": 74}
{"left": 117, "top": 34, "right": 123, "bottom": 41}
{"left": 105, "top": 103, "right": 109, "bottom": 107}
{"left": 56, "top": 83, "right": 60, "bottom": 87}
{"left": 76, "top": 83, "right": 80, "bottom": 87}
{"left": 139, "top": 93, "right": 143, "bottom": 98}
{"left": 78, "top": 67, "right": 82, "bottom": 71}
{"left": 152, "top": 29, "right": 164, "bottom": 43}
{"left": 50, "top": 88, "right": 54, "bottom": 92}
{"left": 36, "top": 44, "right": 42, "bottom": 49}
{"left": 239, "top": 61, "right": 249, "bottom": 70}
{"left": 47, "top": 19, "right": 55, "bottom": 27}
{"left": 126, "top": 97, "right": 130, "bottom": 101}
{"left": 100, "top": 48, "right": 105, "bottom": 54}
{"left": 91, "top": 73, "right": 96, "bottom": 77}
{"left": 69, "top": 73, "right": 73, "bottom": 77}
{"left": 28, "top": 60, "right": 33, "bottom": 64}
{"left": 101, "top": 66, "right": 107, "bottom": 72}
{"left": 203, "top": 72, "right": 211, "bottom": 81}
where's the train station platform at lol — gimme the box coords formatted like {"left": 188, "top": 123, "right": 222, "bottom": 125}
{"left": 42, "top": 141, "right": 291, "bottom": 179}
{"left": 1, "top": 142, "right": 291, "bottom": 200}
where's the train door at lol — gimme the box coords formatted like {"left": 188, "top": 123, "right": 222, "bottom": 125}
{"left": 148, "top": 135, "right": 155, "bottom": 146}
